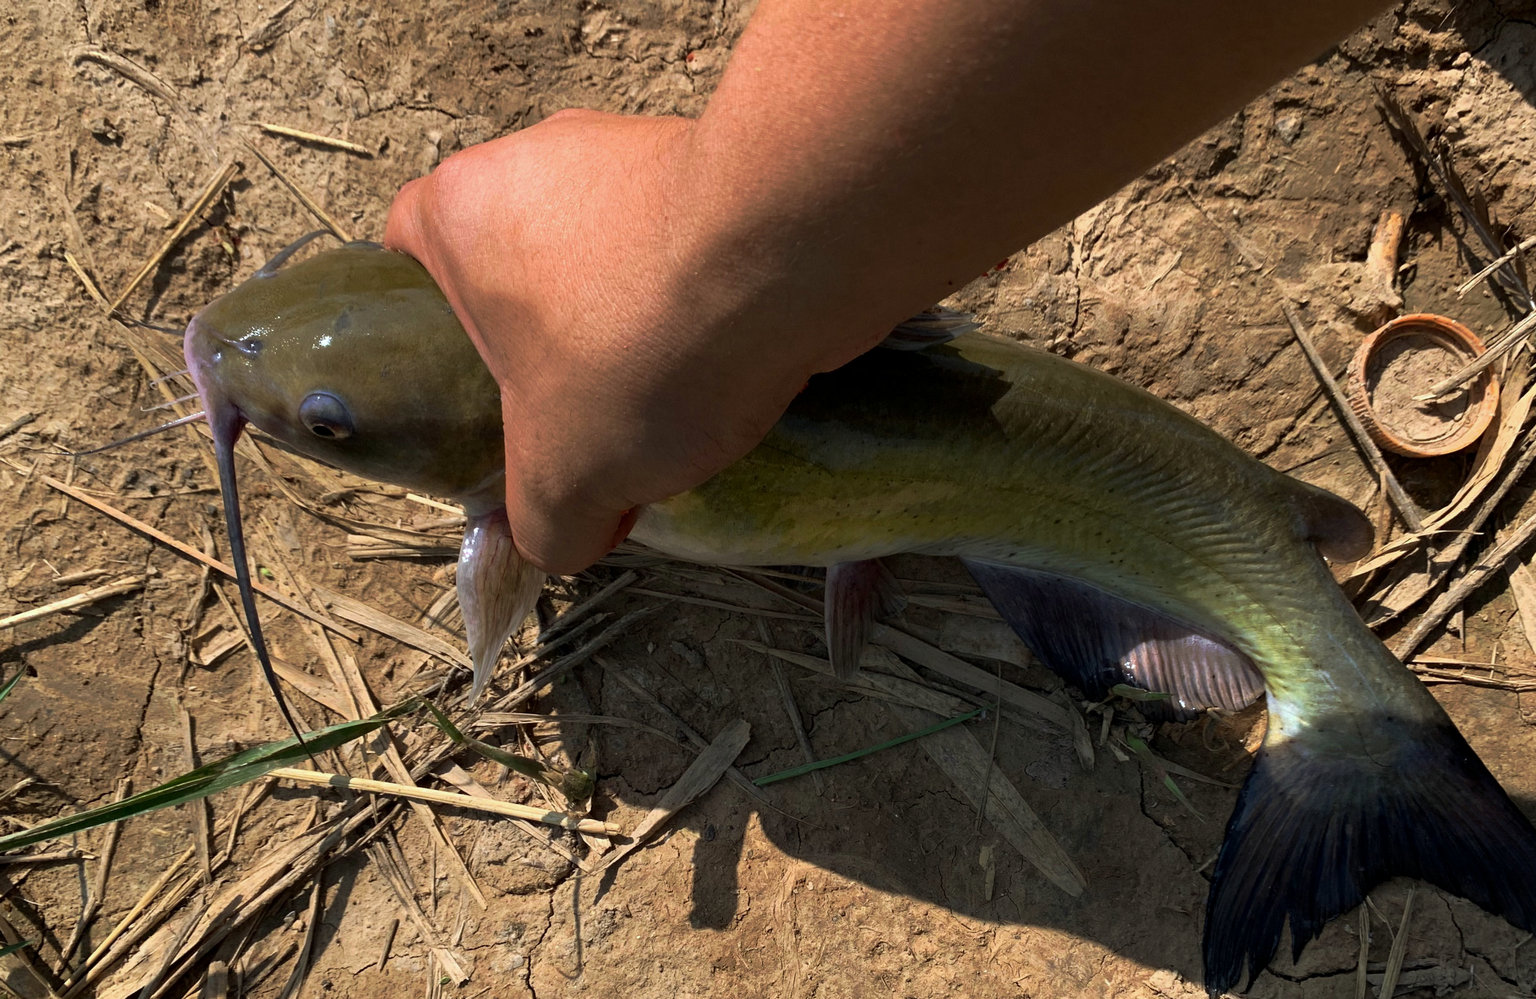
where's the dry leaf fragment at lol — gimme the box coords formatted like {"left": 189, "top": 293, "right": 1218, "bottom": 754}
{"left": 597, "top": 719, "right": 751, "bottom": 873}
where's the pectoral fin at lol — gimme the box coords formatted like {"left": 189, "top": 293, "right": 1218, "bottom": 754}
{"left": 458, "top": 508, "right": 546, "bottom": 702}
{"left": 877, "top": 307, "right": 979, "bottom": 351}
{"left": 961, "top": 559, "right": 1263, "bottom": 719}
{"left": 825, "top": 559, "right": 908, "bottom": 679}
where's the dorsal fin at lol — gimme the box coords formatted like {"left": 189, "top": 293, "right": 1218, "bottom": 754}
{"left": 962, "top": 560, "right": 1264, "bottom": 720}
{"left": 878, "top": 307, "right": 979, "bottom": 351}
{"left": 1283, "top": 479, "right": 1374, "bottom": 563}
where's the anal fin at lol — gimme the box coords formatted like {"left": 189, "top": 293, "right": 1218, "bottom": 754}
{"left": 825, "top": 559, "right": 908, "bottom": 679}
{"left": 458, "top": 508, "right": 546, "bottom": 702}
{"left": 961, "top": 559, "right": 1263, "bottom": 719}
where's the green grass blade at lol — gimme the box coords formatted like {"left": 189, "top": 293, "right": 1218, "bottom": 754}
{"left": 1123, "top": 733, "right": 1203, "bottom": 818}
{"left": 754, "top": 706, "right": 986, "bottom": 787}
{"left": 424, "top": 698, "right": 553, "bottom": 779}
{"left": 422, "top": 699, "right": 594, "bottom": 809}
{"left": 0, "top": 939, "right": 32, "bottom": 959}
{"left": 422, "top": 698, "right": 469, "bottom": 743}
{"left": 0, "top": 668, "right": 24, "bottom": 706}
{"left": 0, "top": 700, "right": 420, "bottom": 855}
{"left": 1108, "top": 683, "right": 1171, "bottom": 703}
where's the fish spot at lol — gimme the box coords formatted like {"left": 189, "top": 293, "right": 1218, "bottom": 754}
{"left": 334, "top": 310, "right": 353, "bottom": 332}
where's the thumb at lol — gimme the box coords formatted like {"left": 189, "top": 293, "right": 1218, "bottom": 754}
{"left": 503, "top": 480, "right": 637, "bottom": 575}
{"left": 498, "top": 398, "right": 639, "bottom": 575}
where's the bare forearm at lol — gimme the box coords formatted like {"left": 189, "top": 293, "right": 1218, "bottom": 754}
{"left": 677, "top": 0, "right": 1390, "bottom": 370}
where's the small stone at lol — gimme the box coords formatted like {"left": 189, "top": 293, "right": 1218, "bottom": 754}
{"left": 1274, "top": 115, "right": 1303, "bottom": 145}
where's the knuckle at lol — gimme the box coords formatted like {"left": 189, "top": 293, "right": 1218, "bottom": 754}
{"left": 426, "top": 152, "right": 473, "bottom": 199}
{"left": 543, "top": 107, "right": 595, "bottom": 125}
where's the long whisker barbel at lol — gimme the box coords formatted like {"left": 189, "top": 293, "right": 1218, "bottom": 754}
{"left": 141, "top": 392, "right": 201, "bottom": 413}
{"left": 148, "top": 368, "right": 191, "bottom": 386}
{"left": 59, "top": 411, "right": 209, "bottom": 456}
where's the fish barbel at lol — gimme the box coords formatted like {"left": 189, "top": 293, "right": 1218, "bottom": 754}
{"left": 184, "top": 238, "right": 1536, "bottom": 996}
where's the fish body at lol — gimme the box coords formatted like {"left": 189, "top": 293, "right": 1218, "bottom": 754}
{"left": 638, "top": 333, "right": 1426, "bottom": 738}
{"left": 184, "top": 241, "right": 1536, "bottom": 996}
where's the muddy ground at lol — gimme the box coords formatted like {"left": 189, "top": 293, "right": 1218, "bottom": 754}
{"left": 4, "top": 1, "right": 1536, "bottom": 997}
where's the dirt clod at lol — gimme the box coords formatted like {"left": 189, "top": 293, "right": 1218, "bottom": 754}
{"left": 1366, "top": 335, "right": 1477, "bottom": 443}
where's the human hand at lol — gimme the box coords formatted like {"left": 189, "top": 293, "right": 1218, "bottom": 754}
{"left": 385, "top": 110, "right": 857, "bottom": 574}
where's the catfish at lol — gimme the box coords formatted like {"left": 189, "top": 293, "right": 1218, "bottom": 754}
{"left": 183, "top": 238, "right": 1536, "bottom": 996}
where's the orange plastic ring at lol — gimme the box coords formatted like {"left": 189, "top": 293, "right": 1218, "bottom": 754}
{"left": 1347, "top": 313, "right": 1500, "bottom": 458}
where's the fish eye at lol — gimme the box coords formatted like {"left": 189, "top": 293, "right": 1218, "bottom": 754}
{"left": 298, "top": 392, "right": 354, "bottom": 440}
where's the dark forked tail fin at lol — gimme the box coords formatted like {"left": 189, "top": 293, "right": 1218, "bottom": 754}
{"left": 1203, "top": 717, "right": 1536, "bottom": 996}
{"left": 955, "top": 559, "right": 1536, "bottom": 994}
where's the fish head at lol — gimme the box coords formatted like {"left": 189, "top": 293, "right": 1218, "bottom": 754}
{"left": 183, "top": 237, "right": 534, "bottom": 731}
{"left": 184, "top": 240, "right": 506, "bottom": 504}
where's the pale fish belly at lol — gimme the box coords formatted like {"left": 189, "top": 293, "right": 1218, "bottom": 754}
{"left": 630, "top": 496, "right": 1138, "bottom": 583}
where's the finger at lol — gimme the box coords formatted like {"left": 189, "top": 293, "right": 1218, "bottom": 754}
{"left": 612, "top": 507, "right": 640, "bottom": 547}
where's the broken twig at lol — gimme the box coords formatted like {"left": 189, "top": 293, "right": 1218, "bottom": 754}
{"left": 267, "top": 767, "right": 617, "bottom": 834}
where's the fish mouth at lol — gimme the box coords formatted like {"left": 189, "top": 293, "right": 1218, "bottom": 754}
{"left": 183, "top": 315, "right": 221, "bottom": 403}
{"left": 184, "top": 314, "right": 247, "bottom": 441}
